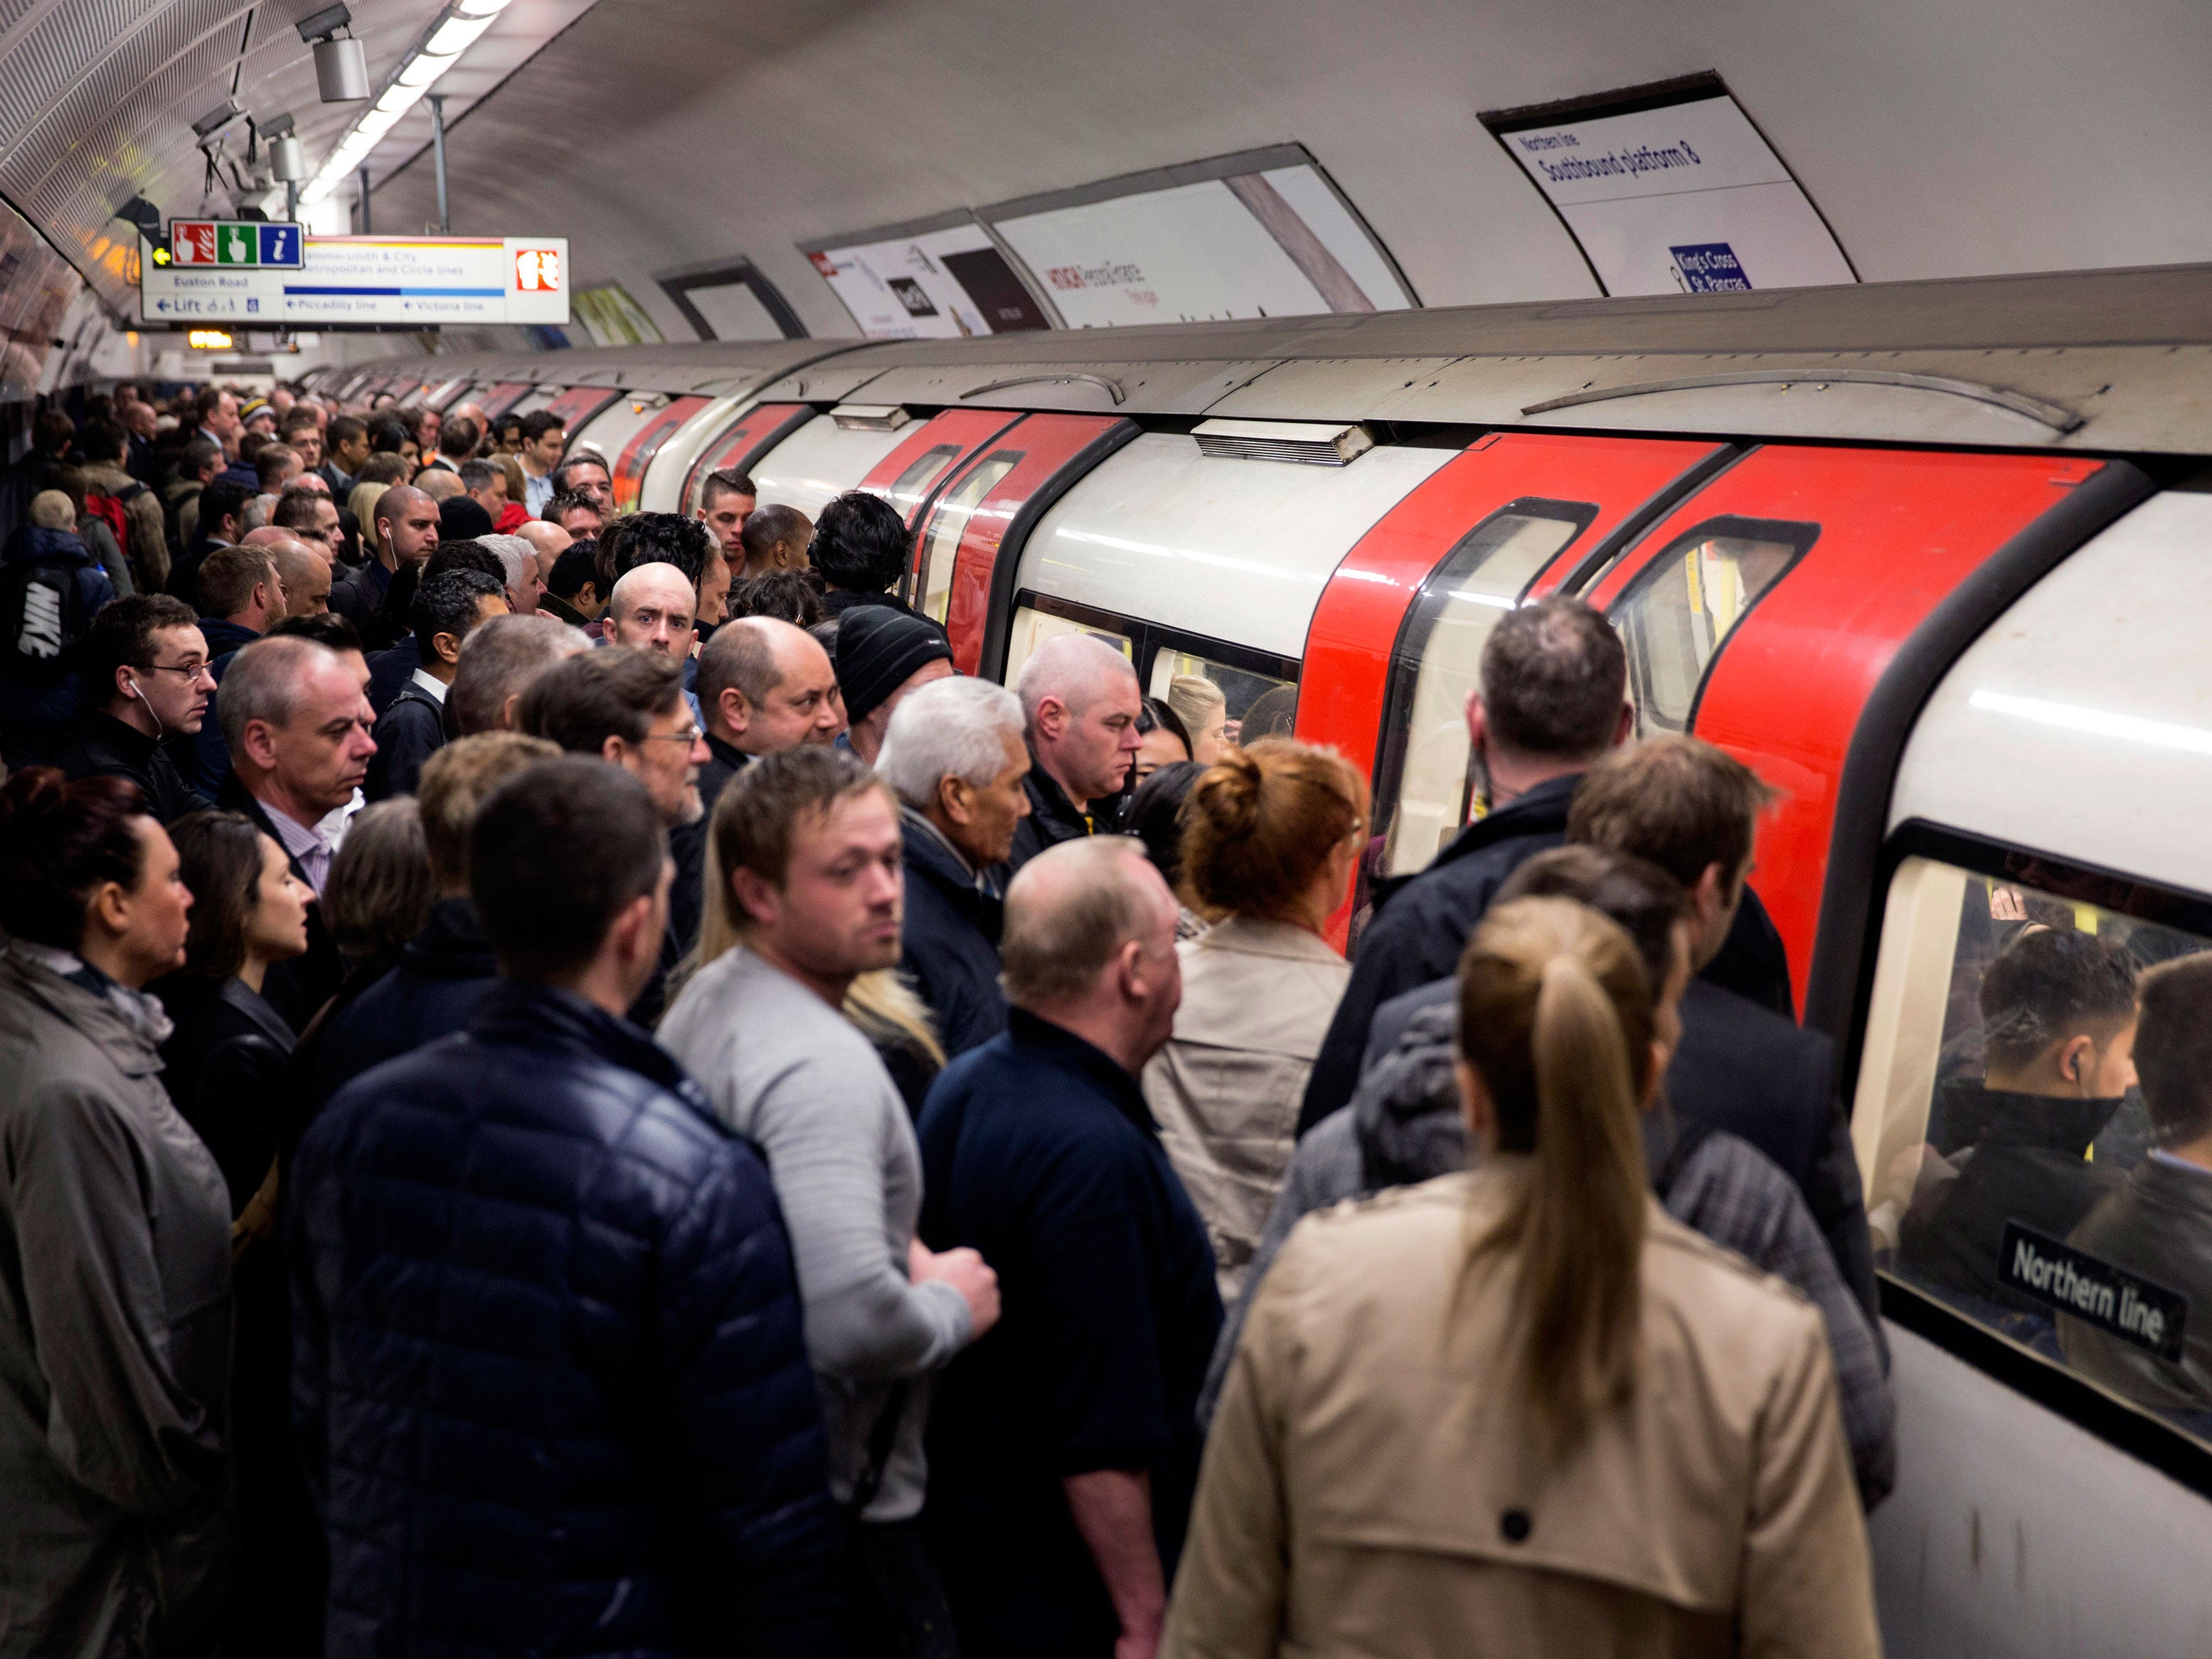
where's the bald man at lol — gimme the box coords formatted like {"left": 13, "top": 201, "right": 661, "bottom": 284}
{"left": 915, "top": 835, "right": 1213, "bottom": 1659}
{"left": 607, "top": 562, "right": 703, "bottom": 727}
{"left": 516, "top": 518, "right": 572, "bottom": 588}
{"left": 415, "top": 467, "right": 466, "bottom": 505}
{"left": 265, "top": 538, "right": 331, "bottom": 617}
{"left": 332, "top": 483, "right": 439, "bottom": 634}
{"left": 1008, "top": 632, "right": 1143, "bottom": 872}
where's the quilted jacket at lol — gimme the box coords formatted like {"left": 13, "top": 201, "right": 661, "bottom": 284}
{"left": 289, "top": 978, "right": 846, "bottom": 1658}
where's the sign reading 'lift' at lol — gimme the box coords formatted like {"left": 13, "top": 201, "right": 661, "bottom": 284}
{"left": 169, "top": 220, "right": 304, "bottom": 270}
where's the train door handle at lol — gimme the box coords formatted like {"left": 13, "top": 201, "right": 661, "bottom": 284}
{"left": 959, "top": 373, "right": 1127, "bottom": 406}
{"left": 1520, "top": 369, "right": 2083, "bottom": 434}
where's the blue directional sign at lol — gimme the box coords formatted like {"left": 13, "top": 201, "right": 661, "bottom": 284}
{"left": 259, "top": 223, "right": 302, "bottom": 268}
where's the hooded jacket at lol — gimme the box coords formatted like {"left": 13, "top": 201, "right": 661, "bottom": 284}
{"left": 1208, "top": 998, "right": 1896, "bottom": 1508}
{"left": 0, "top": 946, "right": 233, "bottom": 1658}
{"left": 0, "top": 524, "right": 115, "bottom": 737}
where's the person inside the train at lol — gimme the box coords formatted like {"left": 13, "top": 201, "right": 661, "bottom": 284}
{"left": 1899, "top": 927, "right": 2139, "bottom": 1325}
{"left": 740, "top": 501, "right": 814, "bottom": 579}
{"left": 1163, "top": 895, "right": 1880, "bottom": 1659}
{"left": 918, "top": 836, "right": 1221, "bottom": 1659}
{"left": 695, "top": 466, "right": 756, "bottom": 568}
{"left": 876, "top": 675, "right": 1030, "bottom": 1058}
{"left": 517, "top": 411, "right": 567, "bottom": 518}
{"left": 1297, "top": 596, "right": 1631, "bottom": 1135}
{"left": 1007, "top": 631, "right": 1144, "bottom": 873}
{"left": 1126, "top": 695, "right": 1192, "bottom": 796}
{"left": 836, "top": 604, "right": 955, "bottom": 766}
{"left": 551, "top": 452, "right": 614, "bottom": 516}
{"left": 810, "top": 489, "right": 947, "bottom": 633}
{"left": 2059, "top": 951, "right": 2212, "bottom": 1419}
{"left": 291, "top": 756, "right": 847, "bottom": 1657}
{"left": 1166, "top": 673, "right": 1226, "bottom": 765}
{"left": 661, "top": 747, "right": 1000, "bottom": 1653}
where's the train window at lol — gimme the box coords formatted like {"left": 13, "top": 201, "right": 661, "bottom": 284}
{"left": 1611, "top": 517, "right": 1817, "bottom": 735}
{"left": 917, "top": 452, "right": 1021, "bottom": 622}
{"left": 1373, "top": 506, "right": 1595, "bottom": 879}
{"left": 1004, "top": 603, "right": 1133, "bottom": 686}
{"left": 1147, "top": 649, "right": 1297, "bottom": 750}
{"left": 883, "top": 444, "right": 964, "bottom": 525}
{"left": 1857, "top": 830, "right": 2212, "bottom": 1446}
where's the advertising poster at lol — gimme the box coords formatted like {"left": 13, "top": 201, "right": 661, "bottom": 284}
{"left": 139, "top": 235, "right": 571, "bottom": 326}
{"left": 983, "top": 149, "right": 1416, "bottom": 329}
{"left": 803, "top": 215, "right": 1049, "bottom": 339}
{"left": 1484, "top": 77, "right": 1855, "bottom": 297}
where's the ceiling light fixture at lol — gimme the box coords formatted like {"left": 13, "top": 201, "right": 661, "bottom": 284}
{"left": 299, "top": 0, "right": 514, "bottom": 208}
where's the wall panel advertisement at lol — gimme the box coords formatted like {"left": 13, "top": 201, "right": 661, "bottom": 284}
{"left": 980, "top": 145, "right": 1416, "bottom": 328}
{"left": 1483, "top": 73, "right": 1855, "bottom": 297}
{"left": 802, "top": 213, "right": 1051, "bottom": 340}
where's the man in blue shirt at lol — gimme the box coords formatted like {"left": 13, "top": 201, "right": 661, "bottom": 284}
{"left": 918, "top": 836, "right": 1221, "bottom": 1659}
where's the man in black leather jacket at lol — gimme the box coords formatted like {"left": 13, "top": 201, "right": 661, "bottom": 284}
{"left": 290, "top": 757, "right": 845, "bottom": 1656}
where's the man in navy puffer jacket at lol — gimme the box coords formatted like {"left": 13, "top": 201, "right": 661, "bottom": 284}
{"left": 290, "top": 756, "right": 847, "bottom": 1658}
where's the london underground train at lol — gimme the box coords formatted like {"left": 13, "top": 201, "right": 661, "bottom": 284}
{"left": 313, "top": 262, "right": 2212, "bottom": 1655}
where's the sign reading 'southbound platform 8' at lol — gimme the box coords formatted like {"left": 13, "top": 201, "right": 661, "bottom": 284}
{"left": 2000, "top": 1221, "right": 2188, "bottom": 1362}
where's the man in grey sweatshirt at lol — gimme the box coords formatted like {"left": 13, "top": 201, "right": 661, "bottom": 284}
{"left": 659, "top": 747, "right": 999, "bottom": 1649}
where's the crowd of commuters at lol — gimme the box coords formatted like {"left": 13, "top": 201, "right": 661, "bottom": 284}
{"left": 0, "top": 367, "right": 2056, "bottom": 1659}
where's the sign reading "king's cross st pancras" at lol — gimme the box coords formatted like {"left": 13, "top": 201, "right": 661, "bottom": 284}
{"left": 139, "top": 234, "right": 569, "bottom": 327}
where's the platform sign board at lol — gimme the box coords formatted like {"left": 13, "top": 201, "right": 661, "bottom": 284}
{"left": 1482, "top": 75, "right": 1856, "bottom": 297}
{"left": 138, "top": 235, "right": 570, "bottom": 327}
{"left": 980, "top": 145, "right": 1417, "bottom": 328}
{"left": 802, "top": 213, "right": 1050, "bottom": 340}
{"left": 168, "top": 220, "right": 304, "bottom": 268}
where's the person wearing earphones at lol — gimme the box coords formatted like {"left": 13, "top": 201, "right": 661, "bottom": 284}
{"left": 1900, "top": 927, "right": 2142, "bottom": 1323}
{"left": 55, "top": 594, "right": 216, "bottom": 824}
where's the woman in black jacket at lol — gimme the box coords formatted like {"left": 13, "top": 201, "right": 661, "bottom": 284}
{"left": 154, "top": 809, "right": 310, "bottom": 1216}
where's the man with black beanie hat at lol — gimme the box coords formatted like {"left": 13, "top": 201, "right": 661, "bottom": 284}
{"left": 437, "top": 494, "right": 496, "bottom": 542}
{"left": 836, "top": 603, "right": 955, "bottom": 765}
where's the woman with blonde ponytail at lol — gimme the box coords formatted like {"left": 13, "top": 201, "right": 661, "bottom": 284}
{"left": 1163, "top": 895, "right": 1879, "bottom": 1659}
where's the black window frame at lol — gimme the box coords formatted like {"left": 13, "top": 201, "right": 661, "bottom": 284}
{"left": 655, "top": 258, "right": 808, "bottom": 342}
{"left": 1605, "top": 513, "right": 1819, "bottom": 736}
{"left": 1861, "top": 816, "right": 2212, "bottom": 1498}
{"left": 1009, "top": 589, "right": 1302, "bottom": 705}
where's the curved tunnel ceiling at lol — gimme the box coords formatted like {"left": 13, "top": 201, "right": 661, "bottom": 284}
{"left": 351, "top": 0, "right": 2212, "bottom": 347}
{"left": 9, "top": 0, "right": 2212, "bottom": 346}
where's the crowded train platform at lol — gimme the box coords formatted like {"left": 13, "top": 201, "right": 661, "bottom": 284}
{"left": 5, "top": 3, "right": 2212, "bottom": 1655}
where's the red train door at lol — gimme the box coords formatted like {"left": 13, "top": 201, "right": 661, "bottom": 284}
{"left": 856, "top": 409, "right": 1026, "bottom": 535}
{"left": 474, "top": 382, "right": 535, "bottom": 420}
{"left": 542, "top": 385, "right": 622, "bottom": 450}
{"left": 919, "top": 413, "right": 1139, "bottom": 676}
{"left": 1581, "top": 447, "right": 2107, "bottom": 997}
{"left": 608, "top": 396, "right": 711, "bottom": 513}
{"left": 677, "top": 403, "right": 816, "bottom": 516}
{"left": 1299, "top": 432, "right": 1730, "bottom": 900}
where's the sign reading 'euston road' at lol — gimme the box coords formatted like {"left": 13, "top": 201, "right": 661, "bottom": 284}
{"left": 139, "top": 235, "right": 569, "bottom": 328}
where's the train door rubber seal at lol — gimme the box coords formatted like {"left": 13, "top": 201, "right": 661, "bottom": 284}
{"left": 1802, "top": 459, "right": 2157, "bottom": 1067}
{"left": 977, "top": 419, "right": 1143, "bottom": 683}
{"left": 1556, "top": 443, "right": 1746, "bottom": 596}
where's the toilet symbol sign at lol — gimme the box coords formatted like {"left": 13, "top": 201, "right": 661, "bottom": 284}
{"left": 167, "top": 220, "right": 304, "bottom": 270}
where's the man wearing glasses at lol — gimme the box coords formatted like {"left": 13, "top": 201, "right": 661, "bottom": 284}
{"left": 55, "top": 594, "right": 216, "bottom": 823}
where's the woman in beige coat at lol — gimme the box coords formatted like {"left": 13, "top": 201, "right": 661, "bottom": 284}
{"left": 1142, "top": 738, "right": 1364, "bottom": 1301}
{"left": 1164, "top": 897, "right": 1878, "bottom": 1659}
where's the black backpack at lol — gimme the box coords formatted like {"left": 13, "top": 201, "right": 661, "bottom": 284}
{"left": 1, "top": 554, "right": 92, "bottom": 679}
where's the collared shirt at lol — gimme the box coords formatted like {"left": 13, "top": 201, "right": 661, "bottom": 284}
{"left": 524, "top": 471, "right": 555, "bottom": 517}
{"left": 901, "top": 806, "right": 987, "bottom": 895}
{"left": 264, "top": 796, "right": 334, "bottom": 896}
{"left": 409, "top": 666, "right": 448, "bottom": 705}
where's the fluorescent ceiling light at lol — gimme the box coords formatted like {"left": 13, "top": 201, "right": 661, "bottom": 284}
{"left": 302, "top": 0, "right": 514, "bottom": 201}
{"left": 425, "top": 14, "right": 493, "bottom": 55}
{"left": 397, "top": 53, "right": 454, "bottom": 89}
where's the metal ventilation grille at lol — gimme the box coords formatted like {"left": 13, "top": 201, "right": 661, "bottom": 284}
{"left": 1193, "top": 417, "right": 1377, "bottom": 466}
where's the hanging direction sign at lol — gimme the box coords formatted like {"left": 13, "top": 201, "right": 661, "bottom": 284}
{"left": 139, "top": 235, "right": 570, "bottom": 327}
